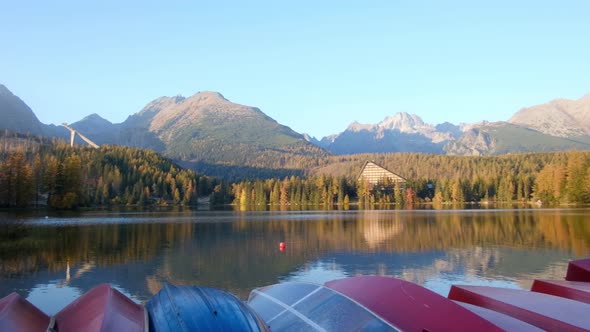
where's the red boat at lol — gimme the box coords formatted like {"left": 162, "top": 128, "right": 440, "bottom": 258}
{"left": 1, "top": 257, "right": 589, "bottom": 331}
{"left": 0, "top": 284, "right": 146, "bottom": 332}
{"left": 52, "top": 283, "right": 147, "bottom": 332}
{"left": 248, "top": 257, "right": 590, "bottom": 331}
{"left": 0, "top": 292, "right": 49, "bottom": 332}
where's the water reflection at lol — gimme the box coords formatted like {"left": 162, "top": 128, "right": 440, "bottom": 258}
{"left": 0, "top": 208, "right": 588, "bottom": 314}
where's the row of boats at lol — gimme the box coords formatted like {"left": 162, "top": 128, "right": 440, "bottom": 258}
{"left": 2, "top": 258, "right": 590, "bottom": 331}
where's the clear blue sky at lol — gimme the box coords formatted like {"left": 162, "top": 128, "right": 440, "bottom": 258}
{"left": 1, "top": 1, "right": 589, "bottom": 138}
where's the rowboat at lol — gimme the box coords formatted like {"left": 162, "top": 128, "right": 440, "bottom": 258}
{"left": 248, "top": 257, "right": 590, "bottom": 331}
{"left": 146, "top": 283, "right": 267, "bottom": 331}
{"left": 52, "top": 283, "right": 146, "bottom": 332}
{"left": 0, "top": 292, "right": 49, "bottom": 332}
{"left": 1, "top": 257, "right": 590, "bottom": 331}
{"left": 0, "top": 284, "right": 146, "bottom": 332}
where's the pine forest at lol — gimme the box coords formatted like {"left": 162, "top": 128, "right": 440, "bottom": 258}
{"left": 1, "top": 132, "right": 590, "bottom": 210}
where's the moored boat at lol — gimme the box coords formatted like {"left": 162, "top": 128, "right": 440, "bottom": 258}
{"left": 2, "top": 257, "right": 590, "bottom": 331}
{"left": 146, "top": 283, "right": 268, "bottom": 332}
{"left": 248, "top": 281, "right": 399, "bottom": 331}
{"left": 325, "top": 276, "right": 503, "bottom": 331}
{"left": 52, "top": 283, "right": 147, "bottom": 332}
{"left": 0, "top": 292, "right": 49, "bottom": 332}
{"left": 531, "top": 279, "right": 590, "bottom": 304}
{"left": 448, "top": 285, "right": 590, "bottom": 331}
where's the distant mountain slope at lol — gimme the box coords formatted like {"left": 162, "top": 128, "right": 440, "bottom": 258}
{"left": 0, "top": 85, "right": 328, "bottom": 178}
{"left": 508, "top": 93, "right": 590, "bottom": 137}
{"left": 319, "top": 112, "right": 457, "bottom": 154}
{"left": 0, "top": 84, "right": 46, "bottom": 134}
{"left": 318, "top": 92, "right": 590, "bottom": 156}
{"left": 444, "top": 122, "right": 590, "bottom": 156}
{"left": 3, "top": 82, "right": 590, "bottom": 171}
{"left": 69, "top": 113, "right": 119, "bottom": 145}
{"left": 117, "top": 91, "right": 327, "bottom": 166}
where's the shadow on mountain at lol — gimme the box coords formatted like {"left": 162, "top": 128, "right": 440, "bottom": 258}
{"left": 115, "top": 127, "right": 166, "bottom": 152}
{"left": 178, "top": 161, "right": 304, "bottom": 181}
{"left": 327, "top": 130, "right": 445, "bottom": 154}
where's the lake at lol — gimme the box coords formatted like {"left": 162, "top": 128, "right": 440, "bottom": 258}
{"left": 1, "top": 207, "right": 589, "bottom": 315}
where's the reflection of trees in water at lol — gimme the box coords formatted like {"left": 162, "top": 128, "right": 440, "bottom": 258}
{"left": 0, "top": 222, "right": 194, "bottom": 277}
{"left": 1, "top": 210, "right": 589, "bottom": 291}
{"left": 231, "top": 210, "right": 590, "bottom": 255}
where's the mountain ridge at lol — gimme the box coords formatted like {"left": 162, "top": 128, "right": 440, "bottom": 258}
{"left": 508, "top": 93, "right": 590, "bottom": 137}
{"left": 1, "top": 83, "right": 590, "bottom": 169}
{"left": 71, "top": 90, "right": 328, "bottom": 168}
{"left": 0, "top": 84, "right": 46, "bottom": 135}
{"left": 317, "top": 92, "right": 590, "bottom": 156}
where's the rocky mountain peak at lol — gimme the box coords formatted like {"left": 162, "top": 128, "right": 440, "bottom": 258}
{"left": 187, "top": 91, "right": 227, "bottom": 102}
{"left": 80, "top": 113, "right": 112, "bottom": 124}
{"left": 444, "top": 128, "right": 496, "bottom": 156}
{"left": 346, "top": 121, "right": 374, "bottom": 132}
{"left": 435, "top": 122, "right": 462, "bottom": 138}
{"left": 378, "top": 112, "right": 426, "bottom": 132}
{"left": 508, "top": 93, "right": 590, "bottom": 137}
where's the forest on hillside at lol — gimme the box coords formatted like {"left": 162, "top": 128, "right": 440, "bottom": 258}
{"left": 0, "top": 132, "right": 221, "bottom": 208}
{"left": 1, "top": 131, "right": 590, "bottom": 209}
{"left": 233, "top": 151, "right": 590, "bottom": 208}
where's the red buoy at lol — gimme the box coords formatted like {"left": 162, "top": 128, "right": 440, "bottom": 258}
{"left": 279, "top": 242, "right": 286, "bottom": 251}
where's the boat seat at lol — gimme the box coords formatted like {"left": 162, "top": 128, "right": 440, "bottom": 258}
{"left": 454, "top": 301, "right": 543, "bottom": 332}
{"left": 449, "top": 285, "right": 590, "bottom": 331}
{"left": 532, "top": 279, "right": 590, "bottom": 304}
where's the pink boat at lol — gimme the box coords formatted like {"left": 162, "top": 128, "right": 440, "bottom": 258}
{"left": 0, "top": 284, "right": 146, "bottom": 332}
{"left": 0, "top": 292, "right": 49, "bottom": 332}
{"left": 52, "top": 283, "right": 147, "bottom": 332}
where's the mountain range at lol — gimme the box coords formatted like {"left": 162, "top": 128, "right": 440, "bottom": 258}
{"left": 1, "top": 83, "right": 590, "bottom": 176}
{"left": 313, "top": 93, "right": 590, "bottom": 155}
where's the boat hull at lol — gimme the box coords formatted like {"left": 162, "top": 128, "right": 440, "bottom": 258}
{"left": 147, "top": 283, "right": 268, "bottom": 332}
{"left": 53, "top": 283, "right": 146, "bottom": 332}
{"left": 0, "top": 292, "right": 49, "bottom": 332}
{"left": 325, "top": 276, "right": 503, "bottom": 331}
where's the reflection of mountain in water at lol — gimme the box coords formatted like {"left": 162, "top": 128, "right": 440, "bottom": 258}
{"left": 0, "top": 209, "right": 589, "bottom": 312}
{"left": 283, "top": 246, "right": 572, "bottom": 296}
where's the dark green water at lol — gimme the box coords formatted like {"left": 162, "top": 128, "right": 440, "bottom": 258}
{"left": 1, "top": 208, "right": 589, "bottom": 314}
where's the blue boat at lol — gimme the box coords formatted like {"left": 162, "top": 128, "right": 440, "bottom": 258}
{"left": 146, "top": 283, "right": 268, "bottom": 332}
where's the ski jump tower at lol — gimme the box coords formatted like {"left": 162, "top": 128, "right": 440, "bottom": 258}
{"left": 61, "top": 123, "right": 99, "bottom": 148}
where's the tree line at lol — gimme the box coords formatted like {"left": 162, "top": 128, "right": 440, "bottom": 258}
{"left": 2, "top": 131, "right": 590, "bottom": 209}
{"left": 0, "top": 133, "right": 220, "bottom": 208}
{"left": 233, "top": 150, "right": 590, "bottom": 208}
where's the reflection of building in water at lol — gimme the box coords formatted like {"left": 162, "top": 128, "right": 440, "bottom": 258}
{"left": 360, "top": 211, "right": 404, "bottom": 248}
{"left": 60, "top": 260, "right": 96, "bottom": 287}
{"left": 358, "top": 161, "right": 406, "bottom": 190}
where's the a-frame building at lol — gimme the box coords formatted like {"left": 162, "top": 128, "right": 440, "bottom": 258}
{"left": 357, "top": 161, "right": 406, "bottom": 188}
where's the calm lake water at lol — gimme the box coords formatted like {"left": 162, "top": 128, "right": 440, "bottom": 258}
{"left": 1, "top": 207, "right": 589, "bottom": 315}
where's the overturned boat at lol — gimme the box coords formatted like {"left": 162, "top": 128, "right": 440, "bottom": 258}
{"left": 1, "top": 258, "right": 590, "bottom": 331}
